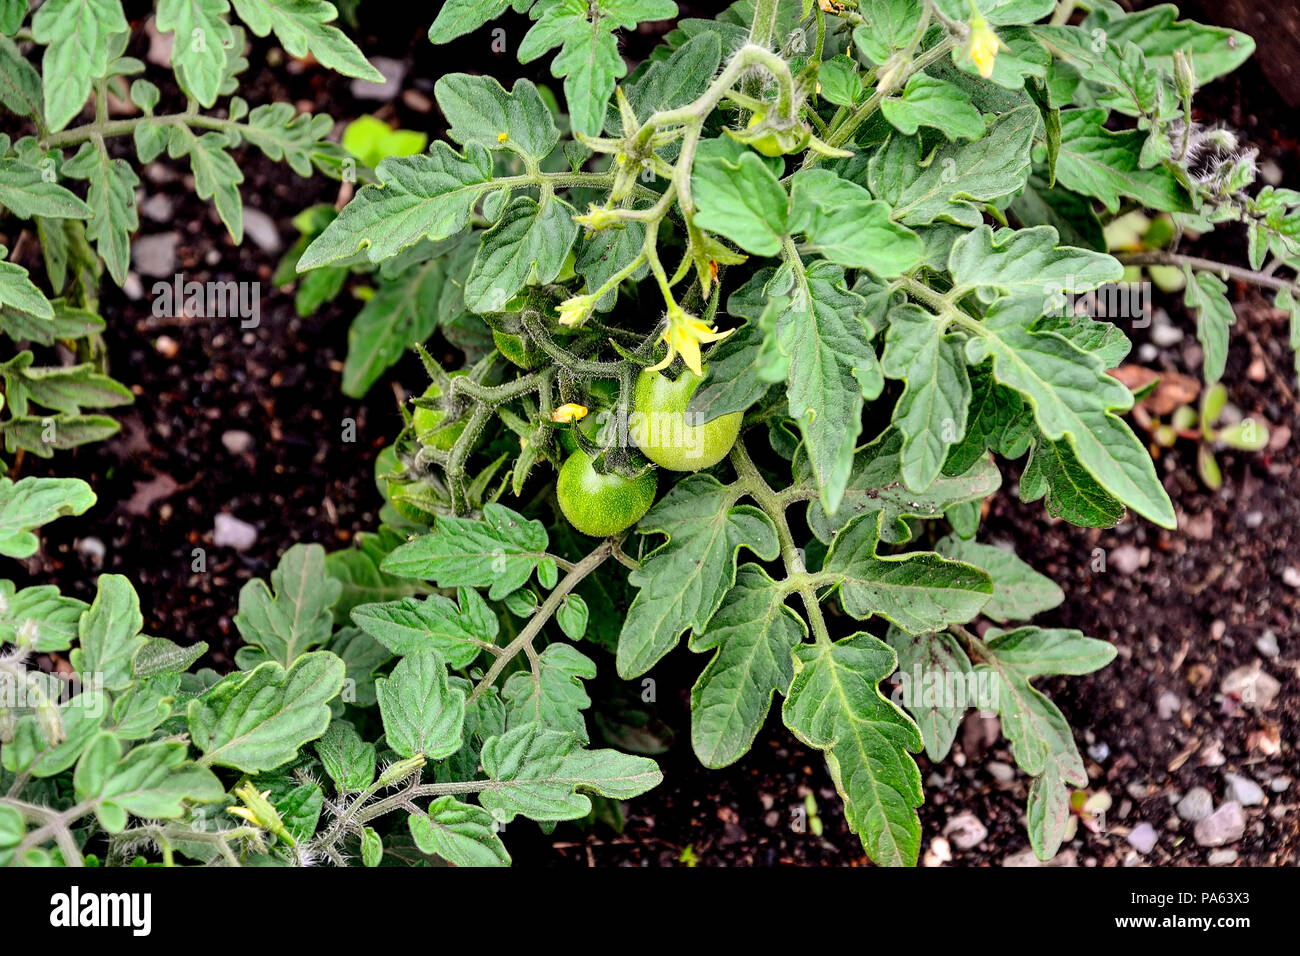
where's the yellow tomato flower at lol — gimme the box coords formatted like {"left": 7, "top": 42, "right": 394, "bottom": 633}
{"left": 552, "top": 403, "right": 589, "bottom": 423}
{"left": 557, "top": 294, "right": 595, "bottom": 328}
{"left": 966, "top": 15, "right": 1001, "bottom": 79}
{"left": 647, "top": 306, "right": 733, "bottom": 377}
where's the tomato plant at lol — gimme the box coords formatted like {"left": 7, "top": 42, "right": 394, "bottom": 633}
{"left": 0, "top": 0, "right": 1293, "bottom": 870}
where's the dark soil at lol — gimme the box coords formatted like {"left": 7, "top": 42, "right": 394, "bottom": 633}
{"left": 6, "top": 2, "right": 1296, "bottom": 866}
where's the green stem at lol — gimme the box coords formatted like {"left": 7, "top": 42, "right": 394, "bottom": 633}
{"left": 467, "top": 540, "right": 614, "bottom": 704}
{"left": 749, "top": 0, "right": 781, "bottom": 48}
{"left": 730, "top": 440, "right": 833, "bottom": 646}
{"left": 1117, "top": 251, "right": 1299, "bottom": 295}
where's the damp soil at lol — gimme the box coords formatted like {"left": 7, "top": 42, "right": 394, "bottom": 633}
{"left": 5, "top": 2, "right": 1296, "bottom": 867}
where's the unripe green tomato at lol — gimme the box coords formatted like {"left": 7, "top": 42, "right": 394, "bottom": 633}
{"left": 412, "top": 372, "right": 467, "bottom": 450}
{"left": 556, "top": 449, "right": 657, "bottom": 537}
{"left": 631, "top": 367, "right": 742, "bottom": 471}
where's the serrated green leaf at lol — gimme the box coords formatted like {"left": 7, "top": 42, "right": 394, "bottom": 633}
{"left": 352, "top": 586, "right": 496, "bottom": 668}
{"left": 62, "top": 141, "right": 138, "bottom": 285}
{"left": 0, "top": 476, "right": 94, "bottom": 559}
{"left": 882, "top": 303, "right": 972, "bottom": 492}
{"left": 1054, "top": 109, "right": 1193, "bottom": 214}
{"left": 884, "top": 624, "right": 973, "bottom": 762}
{"left": 75, "top": 738, "right": 224, "bottom": 833}
{"left": 0, "top": 352, "right": 132, "bottom": 416}
{"left": 776, "top": 258, "right": 886, "bottom": 514}
{"left": 503, "top": 643, "right": 595, "bottom": 742}
{"left": 788, "top": 168, "right": 924, "bottom": 277}
{"left": 688, "top": 564, "right": 804, "bottom": 768}
{"left": 971, "top": 296, "right": 1173, "bottom": 527}
{"left": 948, "top": 224, "right": 1123, "bottom": 304}
{"left": 1020, "top": 431, "right": 1126, "bottom": 527}
{"left": 691, "top": 136, "right": 788, "bottom": 256}
{"left": 464, "top": 194, "right": 578, "bottom": 312}
{"left": 851, "top": 0, "right": 923, "bottom": 65}
{"left": 31, "top": 0, "right": 128, "bottom": 131}
{"left": 881, "top": 73, "right": 985, "bottom": 140}
{"left": 376, "top": 649, "right": 466, "bottom": 759}
{"left": 156, "top": 0, "right": 234, "bottom": 106}
{"left": 934, "top": 536, "right": 1063, "bottom": 622}
{"left": 241, "top": 102, "right": 336, "bottom": 177}
{"left": 618, "top": 474, "right": 779, "bottom": 678}
{"left": 975, "top": 625, "right": 1114, "bottom": 858}
{"left": 188, "top": 651, "right": 344, "bottom": 772}
{"left": 409, "top": 797, "right": 511, "bottom": 866}
{"left": 0, "top": 250, "right": 53, "bottom": 318}
{"left": 783, "top": 632, "right": 923, "bottom": 866}
{"left": 314, "top": 719, "right": 376, "bottom": 792}
{"left": 435, "top": 72, "right": 560, "bottom": 161}
{"left": 298, "top": 144, "right": 493, "bottom": 269}
{"left": 822, "top": 511, "right": 993, "bottom": 633}
{"left": 382, "top": 504, "right": 550, "bottom": 600}
{"left": 889, "top": 106, "right": 1037, "bottom": 226}
{"left": 427, "top": 0, "right": 515, "bottom": 43}
{"left": 1080, "top": 2, "right": 1253, "bottom": 84}
{"left": 477, "top": 722, "right": 661, "bottom": 823}
{"left": 234, "top": 543, "right": 342, "bottom": 669}
{"left": 70, "top": 577, "right": 145, "bottom": 702}
{"left": 809, "top": 427, "right": 1003, "bottom": 545}
{"left": 0, "top": 158, "right": 92, "bottom": 219}
{"left": 1183, "top": 269, "right": 1235, "bottom": 384}
{"left": 229, "top": 0, "right": 382, "bottom": 82}
{"left": 0, "top": 35, "right": 43, "bottom": 122}
{"left": 167, "top": 125, "right": 244, "bottom": 241}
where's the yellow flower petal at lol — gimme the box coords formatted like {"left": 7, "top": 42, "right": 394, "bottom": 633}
{"left": 967, "top": 16, "right": 1000, "bottom": 79}
{"left": 552, "top": 403, "right": 589, "bottom": 423}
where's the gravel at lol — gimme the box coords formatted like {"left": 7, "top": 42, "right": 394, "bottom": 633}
{"left": 1193, "top": 802, "right": 1246, "bottom": 847}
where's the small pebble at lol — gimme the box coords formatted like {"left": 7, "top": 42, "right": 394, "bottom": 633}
{"left": 221, "top": 429, "right": 255, "bottom": 455}
{"left": 1283, "top": 567, "right": 1300, "bottom": 589}
{"left": 1193, "top": 801, "right": 1246, "bottom": 847}
{"left": 241, "top": 207, "right": 282, "bottom": 253}
{"left": 1224, "top": 773, "right": 1265, "bottom": 807}
{"left": 76, "top": 537, "right": 106, "bottom": 565}
{"left": 1126, "top": 822, "right": 1159, "bottom": 854}
{"left": 1156, "top": 691, "right": 1181, "bottom": 720}
{"left": 1176, "top": 787, "right": 1214, "bottom": 822}
{"left": 1109, "top": 544, "right": 1143, "bottom": 576}
{"left": 1245, "top": 510, "right": 1264, "bottom": 529}
{"left": 1206, "top": 848, "right": 1239, "bottom": 866}
{"left": 1255, "top": 631, "right": 1279, "bottom": 658}
{"left": 987, "top": 761, "right": 1016, "bottom": 785}
{"left": 923, "top": 836, "right": 952, "bottom": 867}
{"left": 1269, "top": 777, "right": 1290, "bottom": 793}
{"left": 943, "top": 811, "right": 988, "bottom": 850}
{"left": 155, "top": 335, "right": 180, "bottom": 359}
{"left": 1088, "top": 742, "right": 1110, "bottom": 762}
{"left": 213, "top": 513, "right": 258, "bottom": 551}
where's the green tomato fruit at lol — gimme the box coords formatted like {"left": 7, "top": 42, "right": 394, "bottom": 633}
{"left": 412, "top": 373, "right": 467, "bottom": 450}
{"left": 631, "top": 367, "right": 742, "bottom": 471}
{"left": 556, "top": 449, "right": 657, "bottom": 537}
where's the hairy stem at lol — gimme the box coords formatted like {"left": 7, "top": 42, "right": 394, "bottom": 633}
{"left": 1118, "top": 250, "right": 1300, "bottom": 295}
